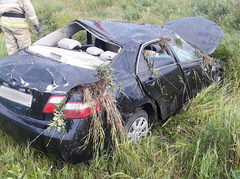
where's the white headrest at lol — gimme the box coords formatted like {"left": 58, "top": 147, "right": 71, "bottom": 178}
{"left": 86, "top": 46, "right": 104, "bottom": 56}
{"left": 145, "top": 50, "right": 158, "bottom": 56}
{"left": 100, "top": 51, "right": 117, "bottom": 61}
{"left": 58, "top": 38, "right": 81, "bottom": 50}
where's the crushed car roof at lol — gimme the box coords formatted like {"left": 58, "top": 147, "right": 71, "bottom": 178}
{"left": 79, "top": 17, "right": 225, "bottom": 54}
{"left": 77, "top": 20, "right": 173, "bottom": 45}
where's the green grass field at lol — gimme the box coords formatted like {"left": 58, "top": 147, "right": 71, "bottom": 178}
{"left": 1, "top": 0, "right": 240, "bottom": 178}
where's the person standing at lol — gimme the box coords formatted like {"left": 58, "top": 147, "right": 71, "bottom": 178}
{"left": 0, "top": 0, "right": 41, "bottom": 55}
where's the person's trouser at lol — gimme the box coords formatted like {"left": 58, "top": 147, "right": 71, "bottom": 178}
{"left": 2, "top": 26, "right": 31, "bottom": 55}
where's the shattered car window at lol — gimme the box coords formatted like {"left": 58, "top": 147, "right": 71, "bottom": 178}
{"left": 170, "top": 37, "right": 200, "bottom": 62}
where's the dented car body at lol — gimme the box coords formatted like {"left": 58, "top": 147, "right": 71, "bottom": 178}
{"left": 0, "top": 17, "right": 224, "bottom": 163}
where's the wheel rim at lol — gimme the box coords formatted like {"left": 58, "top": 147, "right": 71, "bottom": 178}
{"left": 127, "top": 116, "right": 148, "bottom": 142}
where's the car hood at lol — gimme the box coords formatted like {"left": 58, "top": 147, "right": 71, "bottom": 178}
{"left": 78, "top": 20, "right": 165, "bottom": 46}
{"left": 162, "top": 17, "right": 225, "bottom": 54}
{"left": 0, "top": 50, "right": 99, "bottom": 94}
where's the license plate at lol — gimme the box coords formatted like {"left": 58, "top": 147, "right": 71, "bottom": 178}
{"left": 0, "top": 85, "right": 33, "bottom": 107}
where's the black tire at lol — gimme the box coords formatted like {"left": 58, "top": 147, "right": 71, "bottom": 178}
{"left": 125, "top": 109, "right": 149, "bottom": 142}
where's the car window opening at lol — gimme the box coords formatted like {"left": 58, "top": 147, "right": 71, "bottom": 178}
{"left": 142, "top": 43, "right": 174, "bottom": 69}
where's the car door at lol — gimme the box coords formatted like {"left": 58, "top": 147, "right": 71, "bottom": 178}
{"left": 169, "top": 36, "right": 207, "bottom": 98}
{"left": 137, "top": 41, "right": 185, "bottom": 120}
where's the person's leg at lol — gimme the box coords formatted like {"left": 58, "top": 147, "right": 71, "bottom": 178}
{"left": 13, "top": 28, "right": 31, "bottom": 51}
{"left": 2, "top": 27, "right": 19, "bottom": 55}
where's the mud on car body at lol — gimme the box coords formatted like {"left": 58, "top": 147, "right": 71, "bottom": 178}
{"left": 0, "top": 17, "right": 224, "bottom": 163}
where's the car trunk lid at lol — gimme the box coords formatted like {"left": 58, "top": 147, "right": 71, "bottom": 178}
{"left": 0, "top": 50, "right": 99, "bottom": 93}
{"left": 0, "top": 50, "right": 101, "bottom": 120}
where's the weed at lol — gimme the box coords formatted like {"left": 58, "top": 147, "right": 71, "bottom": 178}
{"left": 76, "top": 64, "right": 126, "bottom": 160}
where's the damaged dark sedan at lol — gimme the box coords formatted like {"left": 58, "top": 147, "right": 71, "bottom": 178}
{"left": 0, "top": 17, "right": 224, "bottom": 163}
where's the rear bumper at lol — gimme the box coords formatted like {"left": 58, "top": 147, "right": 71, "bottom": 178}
{"left": 0, "top": 103, "right": 92, "bottom": 164}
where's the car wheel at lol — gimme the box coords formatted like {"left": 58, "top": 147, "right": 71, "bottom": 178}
{"left": 125, "top": 109, "right": 149, "bottom": 142}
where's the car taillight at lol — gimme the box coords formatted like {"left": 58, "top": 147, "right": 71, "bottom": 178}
{"left": 43, "top": 95, "right": 103, "bottom": 119}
